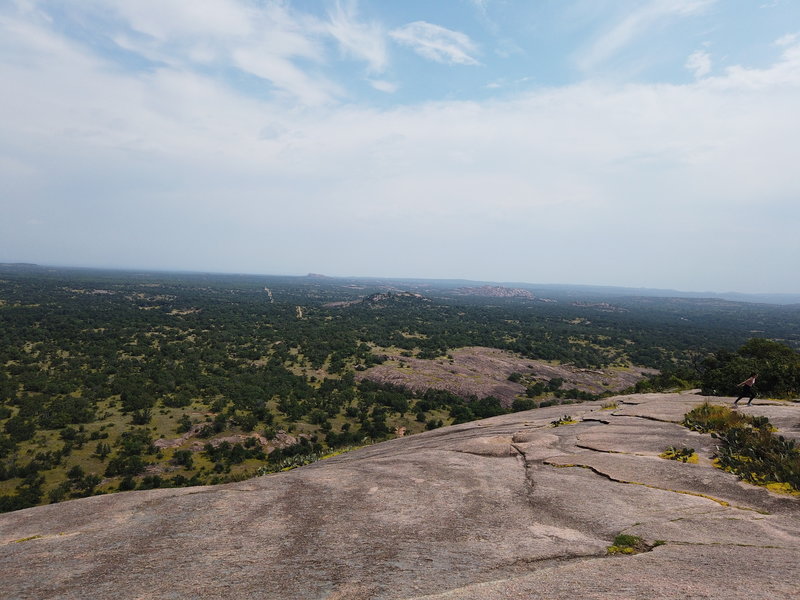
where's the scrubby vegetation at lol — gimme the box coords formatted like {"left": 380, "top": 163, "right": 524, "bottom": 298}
{"left": 659, "top": 446, "right": 698, "bottom": 463}
{"left": 1, "top": 266, "right": 799, "bottom": 511}
{"left": 682, "top": 403, "right": 759, "bottom": 434}
{"left": 607, "top": 534, "right": 662, "bottom": 555}
{"left": 683, "top": 403, "right": 799, "bottom": 494}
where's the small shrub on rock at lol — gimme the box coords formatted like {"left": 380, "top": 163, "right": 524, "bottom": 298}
{"left": 683, "top": 403, "right": 800, "bottom": 494}
{"left": 660, "top": 446, "right": 698, "bottom": 463}
{"left": 607, "top": 534, "right": 656, "bottom": 555}
{"left": 683, "top": 403, "right": 750, "bottom": 433}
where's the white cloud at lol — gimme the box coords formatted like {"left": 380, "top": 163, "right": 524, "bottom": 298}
{"left": 2, "top": 2, "right": 800, "bottom": 291}
{"left": 703, "top": 39, "right": 800, "bottom": 90}
{"left": 775, "top": 32, "right": 798, "bottom": 47}
{"left": 390, "top": 21, "right": 480, "bottom": 65}
{"left": 686, "top": 50, "right": 712, "bottom": 78}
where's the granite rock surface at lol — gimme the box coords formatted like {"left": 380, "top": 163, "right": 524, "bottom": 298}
{"left": 1, "top": 392, "right": 798, "bottom": 600}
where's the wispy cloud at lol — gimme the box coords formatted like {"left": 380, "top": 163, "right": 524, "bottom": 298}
{"left": 577, "top": 0, "right": 717, "bottom": 72}
{"left": 369, "top": 79, "right": 399, "bottom": 93}
{"left": 390, "top": 21, "right": 480, "bottom": 65}
{"left": 466, "top": 0, "right": 490, "bottom": 15}
{"left": 232, "top": 48, "right": 340, "bottom": 106}
{"left": 484, "top": 76, "right": 531, "bottom": 90}
{"left": 56, "top": 0, "right": 340, "bottom": 106}
{"left": 686, "top": 50, "right": 712, "bottom": 78}
{"left": 326, "top": 0, "right": 388, "bottom": 73}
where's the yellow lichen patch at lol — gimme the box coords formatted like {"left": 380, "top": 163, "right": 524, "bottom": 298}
{"left": 12, "top": 535, "right": 43, "bottom": 543}
{"left": 550, "top": 415, "right": 578, "bottom": 427}
{"left": 659, "top": 446, "right": 699, "bottom": 463}
{"left": 764, "top": 482, "right": 800, "bottom": 496}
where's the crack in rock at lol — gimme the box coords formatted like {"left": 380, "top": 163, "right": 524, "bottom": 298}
{"left": 581, "top": 417, "right": 612, "bottom": 425}
{"left": 511, "top": 443, "right": 538, "bottom": 501}
{"left": 662, "top": 508, "right": 733, "bottom": 523}
{"left": 618, "top": 507, "right": 734, "bottom": 536}
{"left": 615, "top": 414, "right": 682, "bottom": 425}
{"left": 505, "top": 551, "right": 607, "bottom": 569}
{"left": 666, "top": 541, "right": 793, "bottom": 549}
{"left": 574, "top": 443, "right": 636, "bottom": 456}
{"left": 546, "top": 462, "right": 738, "bottom": 509}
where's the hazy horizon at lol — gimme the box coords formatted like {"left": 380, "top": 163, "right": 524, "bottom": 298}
{"left": 6, "top": 260, "right": 800, "bottom": 300}
{"left": 2, "top": 1, "right": 799, "bottom": 294}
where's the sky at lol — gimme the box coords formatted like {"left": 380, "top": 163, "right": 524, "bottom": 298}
{"left": 1, "top": 0, "right": 799, "bottom": 294}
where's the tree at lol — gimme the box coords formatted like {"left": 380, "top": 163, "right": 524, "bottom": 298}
{"left": 701, "top": 339, "right": 800, "bottom": 399}
{"left": 4, "top": 416, "right": 35, "bottom": 442}
{"left": 512, "top": 398, "right": 536, "bottom": 412}
{"left": 176, "top": 414, "right": 192, "bottom": 433}
{"left": 131, "top": 408, "right": 152, "bottom": 425}
{"left": 471, "top": 396, "right": 506, "bottom": 419}
{"left": 93, "top": 442, "right": 111, "bottom": 461}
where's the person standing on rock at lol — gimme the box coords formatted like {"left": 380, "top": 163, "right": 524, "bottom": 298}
{"left": 734, "top": 373, "right": 757, "bottom": 406}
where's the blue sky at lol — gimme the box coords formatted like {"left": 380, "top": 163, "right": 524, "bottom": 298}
{"left": 1, "top": 0, "right": 799, "bottom": 293}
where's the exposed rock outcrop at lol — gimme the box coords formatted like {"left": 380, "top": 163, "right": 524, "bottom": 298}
{"left": 1, "top": 393, "right": 798, "bottom": 599}
{"left": 154, "top": 426, "right": 300, "bottom": 454}
{"left": 358, "top": 346, "right": 656, "bottom": 405}
{"left": 453, "top": 285, "right": 534, "bottom": 299}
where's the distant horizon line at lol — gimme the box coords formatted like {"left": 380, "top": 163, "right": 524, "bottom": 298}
{"left": 2, "top": 261, "right": 800, "bottom": 301}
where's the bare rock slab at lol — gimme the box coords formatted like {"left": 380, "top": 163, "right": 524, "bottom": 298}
{"left": 1, "top": 392, "right": 798, "bottom": 600}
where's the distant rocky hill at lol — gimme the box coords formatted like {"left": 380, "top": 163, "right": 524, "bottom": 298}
{"left": 363, "top": 291, "right": 429, "bottom": 305}
{"left": 324, "top": 291, "right": 430, "bottom": 308}
{"left": 454, "top": 285, "right": 534, "bottom": 299}
{"left": 1, "top": 392, "right": 798, "bottom": 600}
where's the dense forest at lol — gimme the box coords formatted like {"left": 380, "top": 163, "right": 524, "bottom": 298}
{"left": 1, "top": 265, "right": 799, "bottom": 512}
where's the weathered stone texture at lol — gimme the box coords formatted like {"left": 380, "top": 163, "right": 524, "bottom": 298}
{"left": 1, "top": 393, "right": 798, "bottom": 599}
